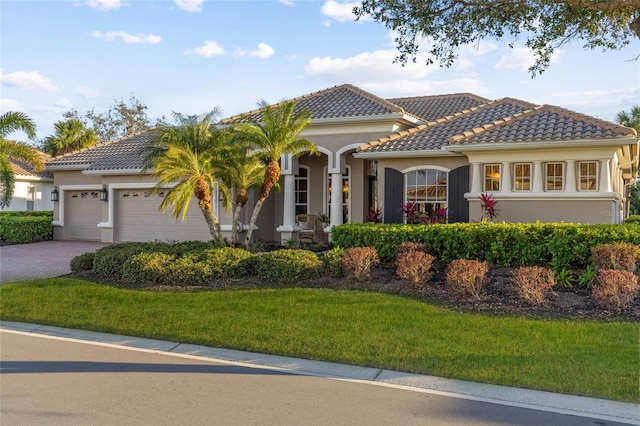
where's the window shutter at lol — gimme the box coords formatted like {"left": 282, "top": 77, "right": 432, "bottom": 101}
{"left": 448, "top": 166, "right": 469, "bottom": 223}
{"left": 384, "top": 168, "right": 404, "bottom": 223}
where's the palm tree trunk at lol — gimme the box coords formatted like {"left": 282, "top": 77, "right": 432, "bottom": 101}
{"left": 243, "top": 198, "right": 264, "bottom": 249}
{"left": 195, "top": 176, "right": 224, "bottom": 245}
{"left": 231, "top": 188, "right": 248, "bottom": 247}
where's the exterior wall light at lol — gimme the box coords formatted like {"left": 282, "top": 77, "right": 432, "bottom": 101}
{"left": 51, "top": 187, "right": 59, "bottom": 202}
{"left": 100, "top": 185, "right": 108, "bottom": 202}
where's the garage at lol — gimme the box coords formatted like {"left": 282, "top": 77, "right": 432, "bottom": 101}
{"left": 65, "top": 190, "right": 102, "bottom": 241}
{"left": 115, "top": 189, "right": 211, "bottom": 242}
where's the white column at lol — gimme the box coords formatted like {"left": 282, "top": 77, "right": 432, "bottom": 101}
{"left": 532, "top": 161, "right": 543, "bottom": 192}
{"left": 501, "top": 162, "right": 511, "bottom": 192}
{"left": 471, "top": 163, "right": 481, "bottom": 193}
{"left": 282, "top": 173, "right": 296, "bottom": 227}
{"left": 330, "top": 172, "right": 343, "bottom": 226}
{"left": 565, "top": 160, "right": 576, "bottom": 192}
{"left": 600, "top": 159, "right": 612, "bottom": 192}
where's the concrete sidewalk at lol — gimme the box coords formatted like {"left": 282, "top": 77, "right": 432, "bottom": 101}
{"left": 2, "top": 321, "right": 638, "bottom": 425}
{"left": 0, "top": 241, "right": 109, "bottom": 284}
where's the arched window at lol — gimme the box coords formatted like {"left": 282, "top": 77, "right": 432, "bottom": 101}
{"left": 405, "top": 169, "right": 448, "bottom": 223}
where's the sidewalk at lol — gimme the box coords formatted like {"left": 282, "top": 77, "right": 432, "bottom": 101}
{"left": 2, "top": 320, "right": 638, "bottom": 425}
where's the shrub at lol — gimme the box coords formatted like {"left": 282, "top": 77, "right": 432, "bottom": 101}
{"left": 445, "top": 259, "right": 488, "bottom": 300}
{"left": 196, "top": 247, "right": 255, "bottom": 279}
{"left": 255, "top": 249, "right": 323, "bottom": 283}
{"left": 592, "top": 269, "right": 639, "bottom": 310}
{"left": 396, "top": 250, "right": 434, "bottom": 287}
{"left": 93, "top": 242, "right": 163, "bottom": 280}
{"left": 343, "top": 247, "right": 380, "bottom": 281}
{"left": 625, "top": 215, "right": 640, "bottom": 225}
{"left": 511, "top": 266, "right": 556, "bottom": 306}
{"left": 121, "top": 252, "right": 176, "bottom": 286}
{"left": 396, "top": 241, "right": 427, "bottom": 256}
{"left": 591, "top": 242, "right": 639, "bottom": 272}
{"left": 322, "top": 247, "right": 345, "bottom": 277}
{"left": 70, "top": 252, "right": 96, "bottom": 272}
{"left": 0, "top": 215, "right": 52, "bottom": 244}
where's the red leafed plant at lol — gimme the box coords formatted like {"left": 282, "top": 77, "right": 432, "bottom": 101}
{"left": 479, "top": 193, "right": 499, "bottom": 222}
{"left": 365, "top": 207, "right": 383, "bottom": 223}
{"left": 400, "top": 201, "right": 418, "bottom": 224}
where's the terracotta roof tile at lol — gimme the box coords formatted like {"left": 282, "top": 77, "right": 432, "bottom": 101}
{"left": 386, "top": 93, "right": 490, "bottom": 122}
{"left": 11, "top": 151, "right": 52, "bottom": 179}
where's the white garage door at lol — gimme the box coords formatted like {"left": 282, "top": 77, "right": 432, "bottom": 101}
{"left": 115, "top": 189, "right": 211, "bottom": 242}
{"left": 65, "top": 190, "right": 102, "bottom": 240}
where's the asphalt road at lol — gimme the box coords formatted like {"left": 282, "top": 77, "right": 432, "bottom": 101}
{"left": 1, "top": 330, "right": 635, "bottom": 426}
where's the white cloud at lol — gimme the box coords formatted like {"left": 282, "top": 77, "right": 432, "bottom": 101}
{"left": 87, "top": 0, "right": 122, "bottom": 11}
{"left": 76, "top": 86, "right": 101, "bottom": 98}
{"left": 53, "top": 98, "right": 74, "bottom": 109}
{"left": 235, "top": 43, "right": 275, "bottom": 59}
{"left": 543, "top": 87, "right": 640, "bottom": 120}
{"left": 174, "top": 0, "right": 204, "bottom": 13}
{"left": 495, "top": 46, "right": 561, "bottom": 71}
{"left": 279, "top": 0, "right": 296, "bottom": 6}
{"left": 0, "top": 69, "right": 58, "bottom": 92}
{"left": 189, "top": 40, "right": 225, "bottom": 57}
{"left": 91, "top": 30, "right": 162, "bottom": 44}
{"left": 0, "top": 99, "right": 24, "bottom": 113}
{"left": 321, "top": 1, "right": 368, "bottom": 24}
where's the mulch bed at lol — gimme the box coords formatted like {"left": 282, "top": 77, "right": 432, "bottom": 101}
{"left": 72, "top": 260, "right": 640, "bottom": 323}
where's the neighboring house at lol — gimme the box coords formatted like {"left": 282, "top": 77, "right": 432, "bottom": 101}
{"left": 2, "top": 153, "right": 54, "bottom": 212}
{"left": 46, "top": 84, "right": 639, "bottom": 243}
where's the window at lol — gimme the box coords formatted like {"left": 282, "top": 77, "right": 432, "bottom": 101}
{"left": 514, "top": 163, "right": 531, "bottom": 191}
{"left": 546, "top": 162, "right": 564, "bottom": 191}
{"left": 295, "top": 166, "right": 309, "bottom": 216}
{"left": 579, "top": 161, "right": 597, "bottom": 191}
{"left": 484, "top": 164, "right": 500, "bottom": 191}
{"left": 405, "top": 169, "right": 448, "bottom": 223}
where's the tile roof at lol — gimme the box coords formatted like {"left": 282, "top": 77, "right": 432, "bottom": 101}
{"left": 46, "top": 130, "right": 160, "bottom": 171}
{"left": 11, "top": 151, "right": 52, "bottom": 179}
{"left": 386, "top": 93, "right": 490, "bottom": 122}
{"left": 220, "top": 84, "right": 418, "bottom": 123}
{"left": 450, "top": 105, "right": 638, "bottom": 145}
{"left": 359, "top": 98, "right": 536, "bottom": 153}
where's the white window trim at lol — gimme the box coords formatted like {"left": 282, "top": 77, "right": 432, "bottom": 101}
{"left": 483, "top": 164, "right": 501, "bottom": 192}
{"left": 545, "top": 162, "right": 565, "bottom": 192}
{"left": 404, "top": 168, "right": 449, "bottom": 223}
{"left": 578, "top": 160, "right": 599, "bottom": 192}
{"left": 295, "top": 165, "right": 310, "bottom": 216}
{"left": 513, "top": 163, "right": 532, "bottom": 192}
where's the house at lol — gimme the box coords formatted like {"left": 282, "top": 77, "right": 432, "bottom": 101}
{"left": 2, "top": 152, "right": 54, "bottom": 212}
{"left": 45, "top": 84, "right": 639, "bottom": 244}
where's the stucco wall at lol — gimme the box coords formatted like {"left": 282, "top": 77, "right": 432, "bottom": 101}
{"left": 1, "top": 178, "right": 54, "bottom": 212}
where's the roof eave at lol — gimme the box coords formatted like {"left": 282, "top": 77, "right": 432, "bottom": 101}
{"left": 354, "top": 148, "right": 457, "bottom": 159}
{"left": 46, "top": 164, "right": 93, "bottom": 171}
{"left": 82, "top": 168, "right": 146, "bottom": 175}
{"left": 311, "top": 112, "right": 422, "bottom": 126}
{"left": 445, "top": 137, "right": 640, "bottom": 152}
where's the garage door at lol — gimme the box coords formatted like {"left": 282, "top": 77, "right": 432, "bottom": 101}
{"left": 115, "top": 189, "right": 211, "bottom": 242}
{"left": 65, "top": 190, "right": 102, "bottom": 240}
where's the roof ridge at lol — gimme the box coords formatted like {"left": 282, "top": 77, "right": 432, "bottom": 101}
{"left": 220, "top": 84, "right": 408, "bottom": 123}
{"left": 386, "top": 93, "right": 490, "bottom": 103}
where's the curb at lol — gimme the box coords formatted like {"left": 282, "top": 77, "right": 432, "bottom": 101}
{"left": 1, "top": 321, "right": 638, "bottom": 425}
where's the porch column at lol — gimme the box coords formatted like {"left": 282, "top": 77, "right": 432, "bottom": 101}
{"left": 565, "top": 160, "right": 576, "bottom": 192}
{"left": 501, "top": 162, "right": 511, "bottom": 192}
{"left": 471, "top": 162, "right": 481, "bottom": 193}
{"left": 600, "top": 159, "right": 612, "bottom": 192}
{"left": 532, "top": 161, "right": 543, "bottom": 192}
{"left": 330, "top": 172, "right": 343, "bottom": 227}
{"left": 275, "top": 154, "right": 299, "bottom": 244}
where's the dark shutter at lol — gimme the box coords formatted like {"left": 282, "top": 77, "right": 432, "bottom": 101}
{"left": 447, "top": 166, "right": 469, "bottom": 223}
{"left": 384, "top": 168, "right": 404, "bottom": 223}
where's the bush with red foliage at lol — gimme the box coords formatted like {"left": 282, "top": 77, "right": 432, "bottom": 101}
{"left": 445, "top": 259, "right": 488, "bottom": 300}
{"left": 343, "top": 247, "right": 380, "bottom": 281}
{"left": 511, "top": 266, "right": 556, "bottom": 306}
{"left": 592, "top": 269, "right": 639, "bottom": 310}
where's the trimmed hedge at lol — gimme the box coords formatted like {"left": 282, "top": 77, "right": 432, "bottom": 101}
{"left": 255, "top": 249, "right": 323, "bottom": 283}
{"left": 0, "top": 215, "right": 53, "bottom": 244}
{"left": 331, "top": 222, "right": 640, "bottom": 270}
{"left": 0, "top": 210, "right": 53, "bottom": 217}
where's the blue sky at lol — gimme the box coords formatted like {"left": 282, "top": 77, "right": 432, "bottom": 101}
{"left": 2, "top": 0, "right": 639, "bottom": 142}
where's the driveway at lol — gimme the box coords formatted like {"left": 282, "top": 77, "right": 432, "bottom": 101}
{"left": 0, "top": 241, "right": 110, "bottom": 284}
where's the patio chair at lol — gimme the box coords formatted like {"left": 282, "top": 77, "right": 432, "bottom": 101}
{"left": 296, "top": 214, "right": 318, "bottom": 243}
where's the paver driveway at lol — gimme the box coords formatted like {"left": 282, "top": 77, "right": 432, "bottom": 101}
{"left": 0, "top": 241, "right": 109, "bottom": 284}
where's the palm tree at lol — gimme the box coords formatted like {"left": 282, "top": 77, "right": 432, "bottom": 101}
{"left": 235, "top": 100, "right": 316, "bottom": 248}
{"left": 222, "top": 136, "right": 265, "bottom": 246}
{"left": 616, "top": 105, "right": 640, "bottom": 133}
{"left": 0, "top": 111, "right": 42, "bottom": 208}
{"left": 141, "top": 110, "right": 233, "bottom": 245}
{"left": 43, "top": 118, "right": 99, "bottom": 156}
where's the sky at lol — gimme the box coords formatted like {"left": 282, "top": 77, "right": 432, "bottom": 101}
{"left": 2, "top": 0, "right": 640, "bottom": 143}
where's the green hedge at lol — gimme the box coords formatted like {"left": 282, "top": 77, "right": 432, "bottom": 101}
{"left": 255, "top": 249, "right": 324, "bottom": 283}
{"left": 331, "top": 222, "right": 640, "bottom": 271}
{"left": 0, "top": 215, "right": 53, "bottom": 244}
{"left": 0, "top": 210, "right": 53, "bottom": 217}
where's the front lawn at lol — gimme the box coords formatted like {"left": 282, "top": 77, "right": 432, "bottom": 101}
{"left": 0, "top": 278, "right": 637, "bottom": 402}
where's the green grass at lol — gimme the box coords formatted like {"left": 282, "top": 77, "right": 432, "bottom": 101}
{"left": 1, "top": 278, "right": 638, "bottom": 402}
